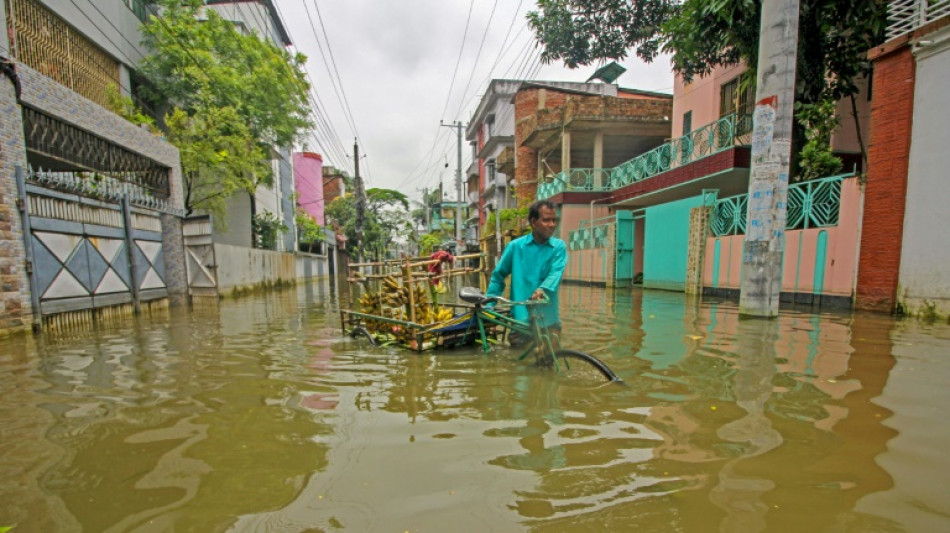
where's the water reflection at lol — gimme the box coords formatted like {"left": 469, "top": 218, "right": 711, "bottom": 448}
{"left": 1, "top": 281, "right": 947, "bottom": 532}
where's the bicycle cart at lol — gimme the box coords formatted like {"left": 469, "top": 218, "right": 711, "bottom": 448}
{"left": 341, "top": 262, "right": 622, "bottom": 382}
{"left": 340, "top": 252, "right": 497, "bottom": 351}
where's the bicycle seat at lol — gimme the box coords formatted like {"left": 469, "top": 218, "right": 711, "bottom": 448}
{"left": 459, "top": 286, "right": 496, "bottom": 305}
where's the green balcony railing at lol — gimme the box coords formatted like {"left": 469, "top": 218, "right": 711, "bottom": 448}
{"left": 609, "top": 113, "right": 752, "bottom": 189}
{"left": 711, "top": 174, "right": 847, "bottom": 236}
{"left": 537, "top": 168, "right": 612, "bottom": 200}
{"left": 537, "top": 113, "right": 752, "bottom": 200}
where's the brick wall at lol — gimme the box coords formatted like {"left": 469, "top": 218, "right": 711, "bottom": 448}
{"left": 855, "top": 44, "right": 915, "bottom": 313}
{"left": 514, "top": 89, "right": 541, "bottom": 206}
{"left": 0, "top": 68, "right": 33, "bottom": 333}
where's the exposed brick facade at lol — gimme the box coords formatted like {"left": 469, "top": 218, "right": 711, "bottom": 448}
{"left": 514, "top": 89, "right": 560, "bottom": 205}
{"left": 513, "top": 85, "right": 673, "bottom": 208}
{"left": 1, "top": 62, "right": 185, "bottom": 334}
{"left": 855, "top": 44, "right": 915, "bottom": 313}
{"left": 0, "top": 67, "right": 32, "bottom": 333}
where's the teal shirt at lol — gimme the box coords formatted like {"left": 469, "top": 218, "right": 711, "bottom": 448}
{"left": 486, "top": 234, "right": 567, "bottom": 327}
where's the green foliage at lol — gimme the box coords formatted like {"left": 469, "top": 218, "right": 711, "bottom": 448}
{"left": 139, "top": 0, "right": 312, "bottom": 217}
{"left": 418, "top": 233, "right": 443, "bottom": 255}
{"left": 252, "top": 211, "right": 287, "bottom": 250}
{"left": 527, "top": 0, "right": 674, "bottom": 68}
{"left": 528, "top": 0, "right": 887, "bottom": 105}
{"left": 295, "top": 208, "right": 326, "bottom": 252}
{"left": 483, "top": 207, "right": 530, "bottom": 237}
{"left": 325, "top": 188, "right": 412, "bottom": 260}
{"left": 166, "top": 106, "right": 269, "bottom": 219}
{"left": 795, "top": 98, "right": 843, "bottom": 181}
{"left": 140, "top": 0, "right": 311, "bottom": 146}
{"left": 105, "top": 84, "right": 158, "bottom": 132}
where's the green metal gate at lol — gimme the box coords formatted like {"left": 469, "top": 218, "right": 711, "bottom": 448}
{"left": 615, "top": 211, "right": 634, "bottom": 286}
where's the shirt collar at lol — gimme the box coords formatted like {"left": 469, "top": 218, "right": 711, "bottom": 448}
{"left": 527, "top": 235, "right": 554, "bottom": 247}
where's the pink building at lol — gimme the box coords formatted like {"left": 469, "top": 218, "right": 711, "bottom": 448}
{"left": 294, "top": 152, "right": 325, "bottom": 225}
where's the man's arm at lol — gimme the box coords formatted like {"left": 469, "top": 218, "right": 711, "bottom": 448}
{"left": 538, "top": 241, "right": 567, "bottom": 295}
{"left": 486, "top": 241, "right": 515, "bottom": 298}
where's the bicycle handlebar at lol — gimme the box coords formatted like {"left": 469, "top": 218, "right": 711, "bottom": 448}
{"left": 458, "top": 286, "right": 548, "bottom": 307}
{"left": 490, "top": 294, "right": 548, "bottom": 307}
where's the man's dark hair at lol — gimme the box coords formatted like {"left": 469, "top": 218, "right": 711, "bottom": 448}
{"left": 528, "top": 200, "right": 557, "bottom": 222}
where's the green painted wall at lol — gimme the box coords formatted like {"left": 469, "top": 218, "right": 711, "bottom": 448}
{"left": 643, "top": 195, "right": 704, "bottom": 291}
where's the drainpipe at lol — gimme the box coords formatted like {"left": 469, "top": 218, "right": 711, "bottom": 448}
{"left": 589, "top": 198, "right": 602, "bottom": 285}
{"left": 15, "top": 165, "right": 42, "bottom": 329}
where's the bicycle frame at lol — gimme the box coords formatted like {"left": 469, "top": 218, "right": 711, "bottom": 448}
{"left": 466, "top": 296, "right": 565, "bottom": 372}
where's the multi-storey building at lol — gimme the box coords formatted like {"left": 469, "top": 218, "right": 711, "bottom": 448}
{"left": 465, "top": 80, "right": 519, "bottom": 260}
{"left": 1, "top": 0, "right": 184, "bottom": 332}
{"left": 203, "top": 0, "right": 297, "bottom": 252}
{"left": 534, "top": 60, "right": 871, "bottom": 306}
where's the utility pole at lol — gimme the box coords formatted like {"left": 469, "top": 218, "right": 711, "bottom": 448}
{"left": 354, "top": 139, "right": 366, "bottom": 263}
{"left": 441, "top": 120, "right": 464, "bottom": 244}
{"left": 738, "top": 0, "right": 801, "bottom": 317}
{"left": 422, "top": 187, "right": 430, "bottom": 232}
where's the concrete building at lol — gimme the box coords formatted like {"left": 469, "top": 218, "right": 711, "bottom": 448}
{"left": 465, "top": 79, "right": 519, "bottom": 258}
{"left": 531, "top": 61, "right": 870, "bottom": 305}
{"left": 857, "top": 1, "right": 950, "bottom": 317}
{"left": 203, "top": 0, "right": 297, "bottom": 252}
{"left": 1, "top": 0, "right": 185, "bottom": 334}
{"left": 294, "top": 152, "right": 325, "bottom": 225}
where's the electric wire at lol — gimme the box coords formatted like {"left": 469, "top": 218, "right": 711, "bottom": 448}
{"left": 302, "top": 0, "right": 373, "bottom": 183}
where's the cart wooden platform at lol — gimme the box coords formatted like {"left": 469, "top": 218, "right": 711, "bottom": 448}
{"left": 340, "top": 252, "right": 501, "bottom": 351}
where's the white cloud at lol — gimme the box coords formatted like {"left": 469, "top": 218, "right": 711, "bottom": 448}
{"left": 279, "top": 0, "right": 673, "bottom": 201}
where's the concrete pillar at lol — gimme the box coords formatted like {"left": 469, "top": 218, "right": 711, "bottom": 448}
{"left": 738, "top": 0, "right": 800, "bottom": 317}
{"left": 561, "top": 130, "right": 572, "bottom": 175}
{"left": 685, "top": 206, "right": 712, "bottom": 295}
{"left": 593, "top": 132, "right": 605, "bottom": 188}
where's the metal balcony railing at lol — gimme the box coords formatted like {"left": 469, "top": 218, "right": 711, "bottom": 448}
{"left": 537, "top": 113, "right": 752, "bottom": 200}
{"left": 537, "top": 168, "right": 612, "bottom": 199}
{"left": 887, "top": 0, "right": 950, "bottom": 40}
{"left": 710, "top": 174, "right": 847, "bottom": 236}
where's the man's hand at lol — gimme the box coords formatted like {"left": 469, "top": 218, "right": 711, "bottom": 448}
{"left": 531, "top": 288, "right": 547, "bottom": 301}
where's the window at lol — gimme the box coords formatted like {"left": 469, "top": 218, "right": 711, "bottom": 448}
{"left": 682, "top": 111, "right": 693, "bottom": 136}
{"left": 720, "top": 74, "right": 754, "bottom": 136}
{"left": 719, "top": 75, "right": 754, "bottom": 117}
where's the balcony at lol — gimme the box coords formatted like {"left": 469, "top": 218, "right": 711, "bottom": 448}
{"left": 887, "top": 0, "right": 950, "bottom": 40}
{"left": 537, "top": 113, "right": 752, "bottom": 200}
{"left": 496, "top": 146, "right": 515, "bottom": 176}
{"left": 520, "top": 96, "right": 672, "bottom": 150}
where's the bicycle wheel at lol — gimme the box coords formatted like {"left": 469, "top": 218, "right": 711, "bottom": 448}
{"left": 553, "top": 349, "right": 622, "bottom": 383}
{"left": 349, "top": 325, "right": 379, "bottom": 346}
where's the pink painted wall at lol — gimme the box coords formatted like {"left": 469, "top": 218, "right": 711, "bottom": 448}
{"left": 560, "top": 204, "right": 611, "bottom": 283}
{"left": 702, "top": 177, "right": 862, "bottom": 296}
{"left": 294, "top": 152, "right": 325, "bottom": 225}
{"left": 672, "top": 64, "right": 748, "bottom": 137}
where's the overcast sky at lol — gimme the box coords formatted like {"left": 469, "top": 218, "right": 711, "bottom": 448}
{"left": 276, "top": 0, "right": 673, "bottom": 203}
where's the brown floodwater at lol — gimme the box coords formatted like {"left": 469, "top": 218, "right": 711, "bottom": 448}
{"left": 1, "top": 280, "right": 949, "bottom": 533}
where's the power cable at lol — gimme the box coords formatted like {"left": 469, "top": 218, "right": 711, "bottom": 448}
{"left": 451, "top": 0, "right": 500, "bottom": 121}
{"left": 231, "top": 1, "right": 350, "bottom": 168}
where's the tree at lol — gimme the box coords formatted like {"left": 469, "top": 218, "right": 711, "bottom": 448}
{"left": 326, "top": 189, "right": 412, "bottom": 261}
{"left": 139, "top": 0, "right": 312, "bottom": 218}
{"left": 295, "top": 208, "right": 326, "bottom": 254}
{"left": 166, "top": 105, "right": 268, "bottom": 219}
{"left": 528, "top": 0, "right": 887, "bottom": 128}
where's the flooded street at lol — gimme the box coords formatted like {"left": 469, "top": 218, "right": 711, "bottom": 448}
{"left": 2, "top": 281, "right": 949, "bottom": 532}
